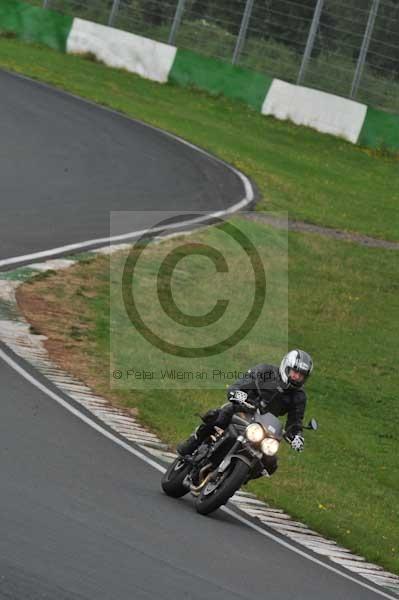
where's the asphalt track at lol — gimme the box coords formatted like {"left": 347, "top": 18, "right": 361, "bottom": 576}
{"left": 0, "top": 69, "right": 245, "bottom": 265}
{"left": 0, "top": 68, "right": 391, "bottom": 599}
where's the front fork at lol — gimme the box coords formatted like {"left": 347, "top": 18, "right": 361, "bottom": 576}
{"left": 216, "top": 435, "right": 263, "bottom": 475}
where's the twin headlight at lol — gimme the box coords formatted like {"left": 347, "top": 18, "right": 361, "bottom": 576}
{"left": 245, "top": 424, "right": 280, "bottom": 456}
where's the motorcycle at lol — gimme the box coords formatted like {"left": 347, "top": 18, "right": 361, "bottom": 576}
{"left": 161, "top": 406, "right": 318, "bottom": 515}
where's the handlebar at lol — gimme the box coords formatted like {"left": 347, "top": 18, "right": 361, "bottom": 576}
{"left": 230, "top": 398, "right": 257, "bottom": 412}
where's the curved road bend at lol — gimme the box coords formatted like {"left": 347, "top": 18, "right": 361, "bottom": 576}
{"left": 0, "top": 69, "right": 245, "bottom": 265}
{"left": 0, "top": 69, "right": 391, "bottom": 599}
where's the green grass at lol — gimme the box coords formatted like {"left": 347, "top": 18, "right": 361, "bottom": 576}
{"left": 0, "top": 36, "right": 398, "bottom": 241}
{"left": 19, "top": 221, "right": 399, "bottom": 574}
{"left": 109, "top": 218, "right": 287, "bottom": 388}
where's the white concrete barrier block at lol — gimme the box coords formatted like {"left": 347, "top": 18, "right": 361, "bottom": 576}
{"left": 67, "top": 19, "right": 177, "bottom": 83}
{"left": 262, "top": 79, "right": 367, "bottom": 144}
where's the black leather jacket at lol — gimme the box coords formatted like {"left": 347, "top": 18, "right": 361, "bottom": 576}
{"left": 227, "top": 363, "right": 307, "bottom": 437}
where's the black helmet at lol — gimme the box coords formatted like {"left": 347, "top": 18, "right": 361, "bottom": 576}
{"left": 279, "top": 349, "right": 313, "bottom": 388}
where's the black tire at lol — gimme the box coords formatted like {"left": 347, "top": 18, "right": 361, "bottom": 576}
{"left": 161, "top": 457, "right": 191, "bottom": 498}
{"left": 195, "top": 459, "right": 250, "bottom": 515}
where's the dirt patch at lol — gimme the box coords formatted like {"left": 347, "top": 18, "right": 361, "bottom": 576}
{"left": 15, "top": 256, "right": 136, "bottom": 414}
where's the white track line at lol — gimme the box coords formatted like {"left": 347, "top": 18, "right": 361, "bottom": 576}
{"left": 0, "top": 348, "right": 165, "bottom": 474}
{"left": 0, "top": 201, "right": 252, "bottom": 268}
{"left": 0, "top": 347, "right": 396, "bottom": 600}
{"left": 222, "top": 506, "right": 398, "bottom": 600}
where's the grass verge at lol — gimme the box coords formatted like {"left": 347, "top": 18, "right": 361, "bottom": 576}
{"left": 17, "top": 219, "right": 399, "bottom": 575}
{"left": 0, "top": 36, "right": 398, "bottom": 240}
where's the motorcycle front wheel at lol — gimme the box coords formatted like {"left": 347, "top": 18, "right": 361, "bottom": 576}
{"left": 161, "top": 457, "right": 191, "bottom": 498}
{"left": 195, "top": 459, "right": 250, "bottom": 515}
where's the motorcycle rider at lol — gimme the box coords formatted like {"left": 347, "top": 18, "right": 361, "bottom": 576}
{"left": 177, "top": 349, "right": 313, "bottom": 477}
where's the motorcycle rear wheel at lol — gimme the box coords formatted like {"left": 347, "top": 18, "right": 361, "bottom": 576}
{"left": 195, "top": 459, "right": 250, "bottom": 515}
{"left": 161, "top": 457, "right": 191, "bottom": 498}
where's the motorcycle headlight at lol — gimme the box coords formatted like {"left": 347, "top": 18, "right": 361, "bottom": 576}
{"left": 261, "top": 438, "right": 280, "bottom": 456}
{"left": 245, "top": 423, "right": 265, "bottom": 443}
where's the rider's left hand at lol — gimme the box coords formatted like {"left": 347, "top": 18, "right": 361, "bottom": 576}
{"left": 291, "top": 434, "right": 304, "bottom": 452}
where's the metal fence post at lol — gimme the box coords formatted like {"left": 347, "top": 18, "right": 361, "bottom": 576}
{"left": 108, "top": 0, "right": 121, "bottom": 27}
{"left": 350, "top": 0, "right": 380, "bottom": 99}
{"left": 297, "top": 0, "right": 325, "bottom": 85}
{"left": 168, "top": 0, "right": 187, "bottom": 46}
{"left": 232, "top": 0, "right": 254, "bottom": 65}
